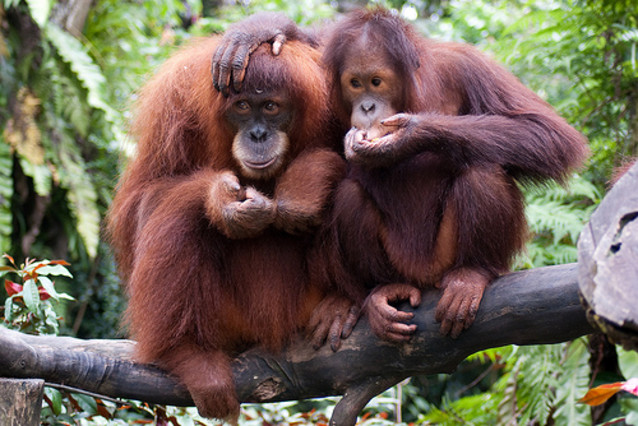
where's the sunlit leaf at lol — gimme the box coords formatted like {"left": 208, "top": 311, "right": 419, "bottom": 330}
{"left": 37, "top": 264, "right": 73, "bottom": 278}
{"left": 38, "top": 276, "right": 58, "bottom": 300}
{"left": 18, "top": 158, "right": 52, "bottom": 197}
{"left": 25, "top": 0, "right": 51, "bottom": 27}
{"left": 618, "top": 347, "right": 638, "bottom": 379}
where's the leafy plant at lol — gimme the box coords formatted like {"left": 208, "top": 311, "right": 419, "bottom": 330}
{"left": 1, "top": 253, "right": 73, "bottom": 334}
{"left": 518, "top": 174, "right": 601, "bottom": 268}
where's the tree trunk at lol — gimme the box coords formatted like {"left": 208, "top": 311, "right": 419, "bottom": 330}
{"left": 0, "top": 378, "right": 44, "bottom": 426}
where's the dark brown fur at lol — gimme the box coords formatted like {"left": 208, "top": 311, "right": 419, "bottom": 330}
{"left": 311, "top": 8, "right": 590, "bottom": 340}
{"left": 107, "top": 38, "right": 345, "bottom": 419}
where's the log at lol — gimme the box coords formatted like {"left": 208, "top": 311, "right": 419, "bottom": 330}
{"left": 0, "top": 263, "right": 594, "bottom": 425}
{"left": 0, "top": 378, "right": 44, "bottom": 426}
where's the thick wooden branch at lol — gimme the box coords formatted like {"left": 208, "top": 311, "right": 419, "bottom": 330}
{"left": 0, "top": 263, "right": 593, "bottom": 424}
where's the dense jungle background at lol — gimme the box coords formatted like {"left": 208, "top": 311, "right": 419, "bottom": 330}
{"left": 0, "top": 0, "right": 637, "bottom": 424}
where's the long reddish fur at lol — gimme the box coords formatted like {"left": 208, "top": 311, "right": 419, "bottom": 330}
{"left": 107, "top": 36, "right": 344, "bottom": 417}
{"left": 313, "top": 9, "right": 590, "bottom": 308}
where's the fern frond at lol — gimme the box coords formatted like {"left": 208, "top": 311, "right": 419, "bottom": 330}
{"left": 44, "top": 25, "right": 117, "bottom": 123}
{"left": 47, "top": 129, "right": 100, "bottom": 260}
{"left": 0, "top": 137, "right": 13, "bottom": 253}
{"left": 24, "top": 0, "right": 51, "bottom": 28}
{"left": 553, "top": 339, "right": 592, "bottom": 425}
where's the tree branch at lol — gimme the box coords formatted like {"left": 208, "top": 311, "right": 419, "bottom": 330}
{"left": 0, "top": 263, "right": 593, "bottom": 424}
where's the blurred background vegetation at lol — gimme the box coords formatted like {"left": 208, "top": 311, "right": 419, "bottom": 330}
{"left": 0, "top": 0, "right": 637, "bottom": 424}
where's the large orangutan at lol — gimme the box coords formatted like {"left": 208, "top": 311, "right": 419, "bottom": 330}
{"left": 107, "top": 37, "right": 348, "bottom": 420}
{"left": 212, "top": 8, "right": 589, "bottom": 343}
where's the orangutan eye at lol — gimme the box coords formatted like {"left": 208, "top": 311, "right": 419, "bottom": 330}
{"left": 350, "top": 78, "right": 362, "bottom": 89}
{"left": 371, "top": 77, "right": 382, "bottom": 87}
{"left": 263, "top": 101, "right": 280, "bottom": 115}
{"left": 234, "top": 100, "right": 250, "bottom": 113}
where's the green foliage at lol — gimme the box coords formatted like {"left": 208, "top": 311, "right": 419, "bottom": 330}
{"left": 617, "top": 348, "right": 638, "bottom": 424}
{"left": 0, "top": 140, "right": 13, "bottom": 254}
{"left": 418, "top": 392, "right": 500, "bottom": 425}
{"left": 25, "top": 0, "right": 51, "bottom": 27}
{"left": 552, "top": 340, "right": 592, "bottom": 425}
{"left": 0, "top": 0, "right": 193, "bottom": 340}
{"left": 1, "top": 1, "right": 110, "bottom": 262}
{"left": 84, "top": 0, "right": 192, "bottom": 110}
{"left": 417, "top": 340, "right": 592, "bottom": 425}
{"left": 1, "top": 254, "right": 73, "bottom": 334}
{"left": 486, "top": 0, "right": 638, "bottom": 183}
{"left": 518, "top": 174, "right": 600, "bottom": 268}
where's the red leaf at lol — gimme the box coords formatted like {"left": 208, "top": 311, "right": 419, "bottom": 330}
{"left": 48, "top": 260, "right": 71, "bottom": 266}
{"left": 2, "top": 254, "right": 15, "bottom": 266}
{"left": 38, "top": 288, "right": 51, "bottom": 301}
{"left": 579, "top": 382, "right": 624, "bottom": 406}
{"left": 4, "top": 280, "right": 23, "bottom": 296}
{"left": 95, "top": 400, "right": 112, "bottom": 419}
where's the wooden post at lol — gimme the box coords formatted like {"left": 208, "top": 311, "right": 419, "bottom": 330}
{"left": 0, "top": 378, "right": 45, "bottom": 426}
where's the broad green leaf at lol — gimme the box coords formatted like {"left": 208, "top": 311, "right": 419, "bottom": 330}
{"left": 57, "top": 292, "right": 74, "bottom": 301}
{"left": 38, "top": 276, "right": 59, "bottom": 300}
{"left": 42, "top": 305, "right": 59, "bottom": 335}
{"left": 4, "top": 296, "right": 14, "bottom": 322}
{"left": 44, "top": 388, "right": 63, "bottom": 416}
{"left": 25, "top": 0, "right": 51, "bottom": 27}
{"left": 22, "top": 279, "right": 40, "bottom": 313}
{"left": 73, "top": 393, "right": 98, "bottom": 414}
{"left": 618, "top": 347, "right": 638, "bottom": 379}
{"left": 37, "top": 264, "right": 73, "bottom": 278}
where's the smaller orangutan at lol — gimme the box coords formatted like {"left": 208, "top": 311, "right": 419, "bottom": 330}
{"left": 212, "top": 8, "right": 590, "bottom": 344}
{"left": 107, "top": 36, "right": 349, "bottom": 420}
